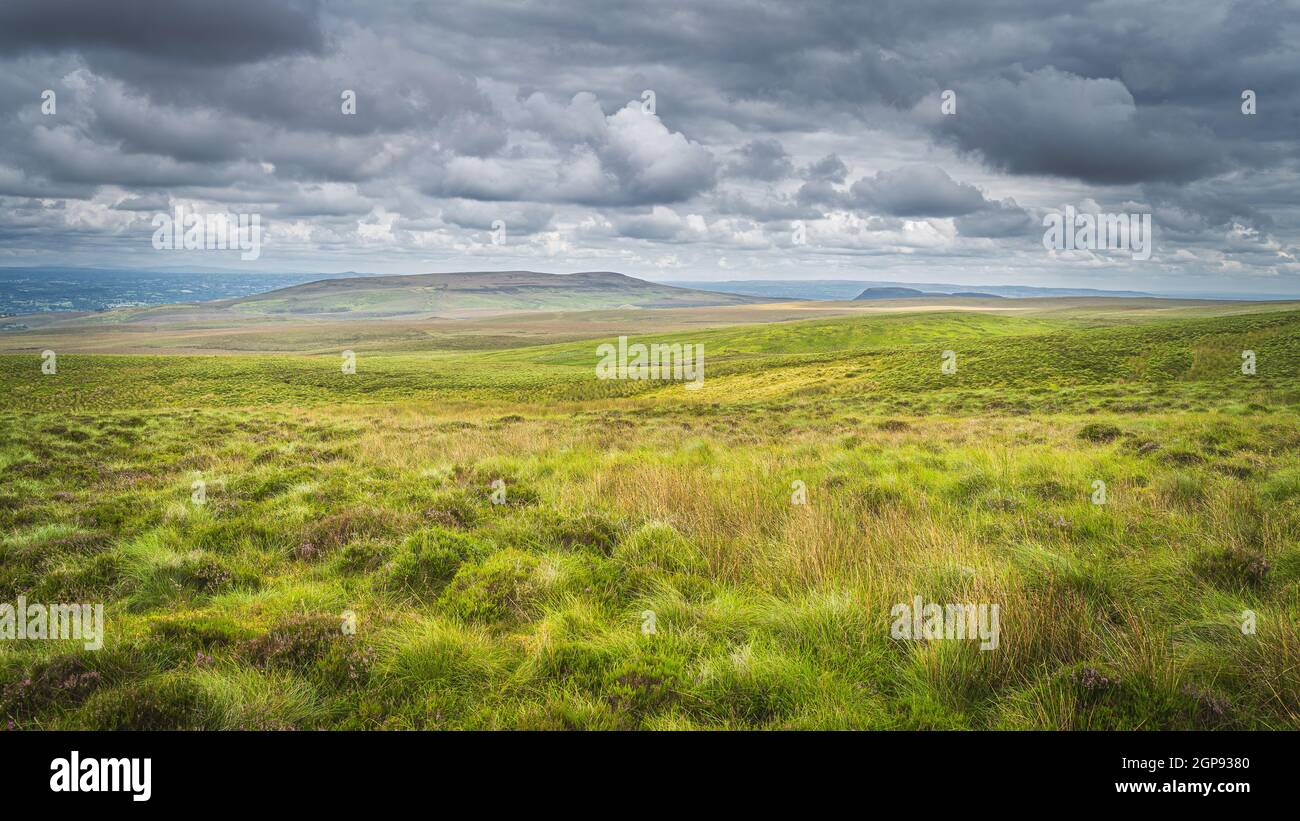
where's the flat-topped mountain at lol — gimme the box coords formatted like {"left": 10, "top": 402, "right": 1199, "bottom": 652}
{"left": 222, "top": 270, "right": 778, "bottom": 319}
{"left": 854, "top": 286, "right": 1002, "bottom": 300}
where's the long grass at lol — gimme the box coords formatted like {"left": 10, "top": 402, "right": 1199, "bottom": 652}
{"left": 0, "top": 306, "right": 1298, "bottom": 728}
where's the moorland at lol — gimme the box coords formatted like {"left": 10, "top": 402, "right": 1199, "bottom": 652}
{"left": 1, "top": 273, "right": 1297, "bottom": 729}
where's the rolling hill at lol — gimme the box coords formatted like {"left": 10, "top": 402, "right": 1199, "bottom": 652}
{"left": 220, "top": 270, "right": 779, "bottom": 319}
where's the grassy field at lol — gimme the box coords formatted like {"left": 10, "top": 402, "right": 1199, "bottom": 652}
{"left": 1, "top": 298, "right": 1299, "bottom": 729}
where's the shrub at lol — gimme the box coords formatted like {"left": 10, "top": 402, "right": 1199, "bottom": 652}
{"left": 297, "top": 508, "right": 404, "bottom": 559}
{"left": 1059, "top": 664, "right": 1237, "bottom": 730}
{"left": 600, "top": 655, "right": 689, "bottom": 722}
{"left": 1077, "top": 423, "right": 1122, "bottom": 443}
{"left": 74, "top": 675, "right": 217, "bottom": 730}
{"left": 335, "top": 540, "right": 388, "bottom": 575}
{"left": 240, "top": 614, "right": 375, "bottom": 688}
{"left": 150, "top": 613, "right": 258, "bottom": 651}
{"left": 1, "top": 654, "right": 109, "bottom": 723}
{"left": 418, "top": 489, "right": 482, "bottom": 529}
{"left": 439, "top": 549, "right": 544, "bottom": 625}
{"left": 32, "top": 553, "right": 126, "bottom": 600}
{"left": 384, "top": 528, "right": 492, "bottom": 594}
{"left": 543, "top": 511, "right": 622, "bottom": 555}
{"left": 241, "top": 615, "right": 341, "bottom": 670}
{"left": 166, "top": 553, "right": 260, "bottom": 594}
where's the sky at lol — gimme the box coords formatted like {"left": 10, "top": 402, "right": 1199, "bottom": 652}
{"left": 1, "top": 0, "right": 1299, "bottom": 294}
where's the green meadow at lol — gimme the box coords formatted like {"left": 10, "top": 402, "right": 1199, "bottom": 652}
{"left": 2, "top": 301, "right": 1299, "bottom": 729}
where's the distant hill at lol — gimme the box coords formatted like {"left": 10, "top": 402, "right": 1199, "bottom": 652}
{"left": 219, "top": 270, "right": 779, "bottom": 319}
{"left": 667, "top": 279, "right": 1156, "bottom": 300}
{"left": 854, "top": 287, "right": 1002, "bottom": 300}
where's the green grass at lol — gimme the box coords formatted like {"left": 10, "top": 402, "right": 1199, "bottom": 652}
{"left": 1, "top": 304, "right": 1298, "bottom": 729}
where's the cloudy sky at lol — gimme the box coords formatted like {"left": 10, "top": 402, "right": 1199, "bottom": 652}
{"left": 2, "top": 0, "right": 1298, "bottom": 294}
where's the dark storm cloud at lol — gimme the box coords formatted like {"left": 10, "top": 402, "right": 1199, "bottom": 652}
{"left": 725, "top": 139, "right": 794, "bottom": 181}
{"left": 0, "top": 0, "right": 1297, "bottom": 289}
{"left": 794, "top": 164, "right": 1031, "bottom": 231}
{"left": 614, "top": 209, "right": 692, "bottom": 241}
{"left": 402, "top": 0, "right": 1292, "bottom": 187}
{"left": 929, "top": 68, "right": 1224, "bottom": 184}
{"left": 848, "top": 166, "right": 993, "bottom": 218}
{"left": 954, "top": 199, "right": 1036, "bottom": 238}
{"left": 800, "top": 155, "right": 849, "bottom": 184}
{"left": 1143, "top": 179, "right": 1276, "bottom": 233}
{"left": 0, "top": 0, "right": 325, "bottom": 65}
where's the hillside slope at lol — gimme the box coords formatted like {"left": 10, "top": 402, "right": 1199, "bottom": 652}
{"left": 5, "top": 303, "right": 1298, "bottom": 411}
{"left": 1, "top": 302, "right": 1299, "bottom": 730}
